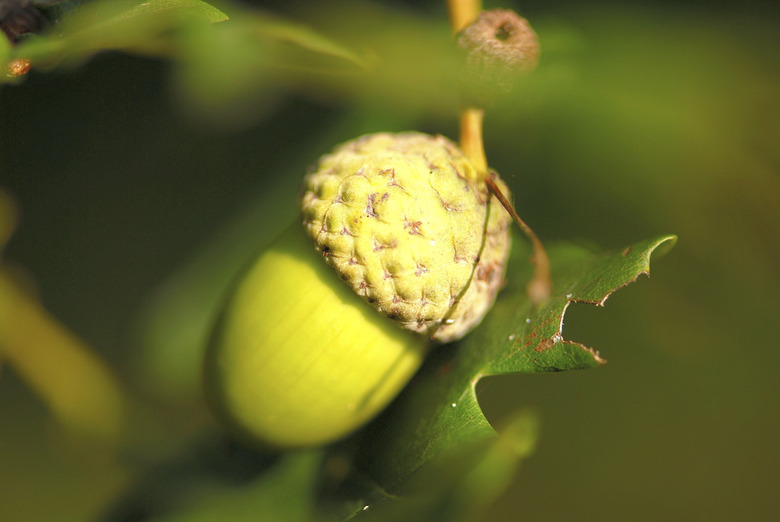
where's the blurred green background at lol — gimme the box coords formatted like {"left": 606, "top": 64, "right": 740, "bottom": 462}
{"left": 1, "top": 0, "right": 778, "bottom": 520}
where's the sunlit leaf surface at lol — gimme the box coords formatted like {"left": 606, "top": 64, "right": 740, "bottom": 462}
{"left": 355, "top": 233, "right": 676, "bottom": 490}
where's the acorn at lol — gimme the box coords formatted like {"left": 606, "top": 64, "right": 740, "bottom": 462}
{"left": 205, "top": 132, "right": 512, "bottom": 448}
{"left": 456, "top": 9, "right": 540, "bottom": 105}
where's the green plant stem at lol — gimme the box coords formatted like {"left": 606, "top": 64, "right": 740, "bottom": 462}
{"left": 0, "top": 270, "right": 125, "bottom": 441}
{"left": 459, "top": 107, "right": 488, "bottom": 172}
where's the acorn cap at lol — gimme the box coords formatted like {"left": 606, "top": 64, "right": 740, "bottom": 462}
{"left": 300, "top": 132, "right": 511, "bottom": 343}
{"left": 456, "top": 9, "right": 540, "bottom": 105}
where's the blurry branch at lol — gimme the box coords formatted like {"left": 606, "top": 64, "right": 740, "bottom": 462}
{"left": 0, "top": 189, "right": 125, "bottom": 442}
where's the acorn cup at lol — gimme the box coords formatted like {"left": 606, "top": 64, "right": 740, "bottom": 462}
{"left": 456, "top": 9, "right": 540, "bottom": 105}
{"left": 205, "top": 132, "right": 512, "bottom": 449}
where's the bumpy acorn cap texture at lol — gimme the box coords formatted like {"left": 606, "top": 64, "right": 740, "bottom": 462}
{"left": 300, "top": 132, "right": 512, "bottom": 343}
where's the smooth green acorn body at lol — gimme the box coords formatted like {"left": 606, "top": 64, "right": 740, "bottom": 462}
{"left": 205, "top": 224, "right": 428, "bottom": 448}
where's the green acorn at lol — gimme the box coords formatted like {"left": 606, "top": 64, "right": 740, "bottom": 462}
{"left": 205, "top": 132, "right": 511, "bottom": 448}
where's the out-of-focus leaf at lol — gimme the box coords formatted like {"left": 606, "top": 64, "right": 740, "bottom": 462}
{"left": 155, "top": 450, "right": 321, "bottom": 522}
{"left": 172, "top": 9, "right": 367, "bottom": 127}
{"left": 0, "top": 27, "right": 19, "bottom": 81}
{"left": 7, "top": 0, "right": 228, "bottom": 72}
{"left": 332, "top": 409, "right": 540, "bottom": 522}
{"left": 173, "top": 1, "right": 460, "bottom": 124}
{"left": 287, "top": 2, "right": 461, "bottom": 117}
{"left": 357, "top": 233, "right": 677, "bottom": 489}
{"left": 239, "top": 9, "right": 365, "bottom": 68}
{"left": 0, "top": 29, "right": 10, "bottom": 67}
{"left": 100, "top": 438, "right": 317, "bottom": 522}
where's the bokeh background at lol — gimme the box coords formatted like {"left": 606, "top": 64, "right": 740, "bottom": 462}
{"left": 1, "top": 0, "right": 778, "bottom": 520}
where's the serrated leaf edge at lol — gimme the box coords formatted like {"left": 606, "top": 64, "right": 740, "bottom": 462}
{"left": 476, "top": 234, "right": 677, "bottom": 396}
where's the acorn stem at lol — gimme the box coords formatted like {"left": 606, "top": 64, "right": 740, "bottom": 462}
{"left": 448, "top": 0, "right": 552, "bottom": 304}
{"left": 447, "top": 0, "right": 482, "bottom": 34}
{"left": 459, "top": 107, "right": 488, "bottom": 173}
{"left": 448, "top": 0, "right": 487, "bottom": 174}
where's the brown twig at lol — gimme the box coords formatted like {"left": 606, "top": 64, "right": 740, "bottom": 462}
{"left": 485, "top": 175, "right": 552, "bottom": 303}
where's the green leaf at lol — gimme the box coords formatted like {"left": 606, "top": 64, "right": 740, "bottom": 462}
{"left": 355, "top": 233, "right": 677, "bottom": 490}
{"left": 332, "top": 409, "right": 541, "bottom": 522}
{"left": 12, "top": 0, "right": 229, "bottom": 69}
{"left": 115, "top": 233, "right": 675, "bottom": 522}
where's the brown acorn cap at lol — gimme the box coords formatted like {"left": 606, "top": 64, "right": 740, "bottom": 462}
{"left": 457, "top": 9, "right": 540, "bottom": 105}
